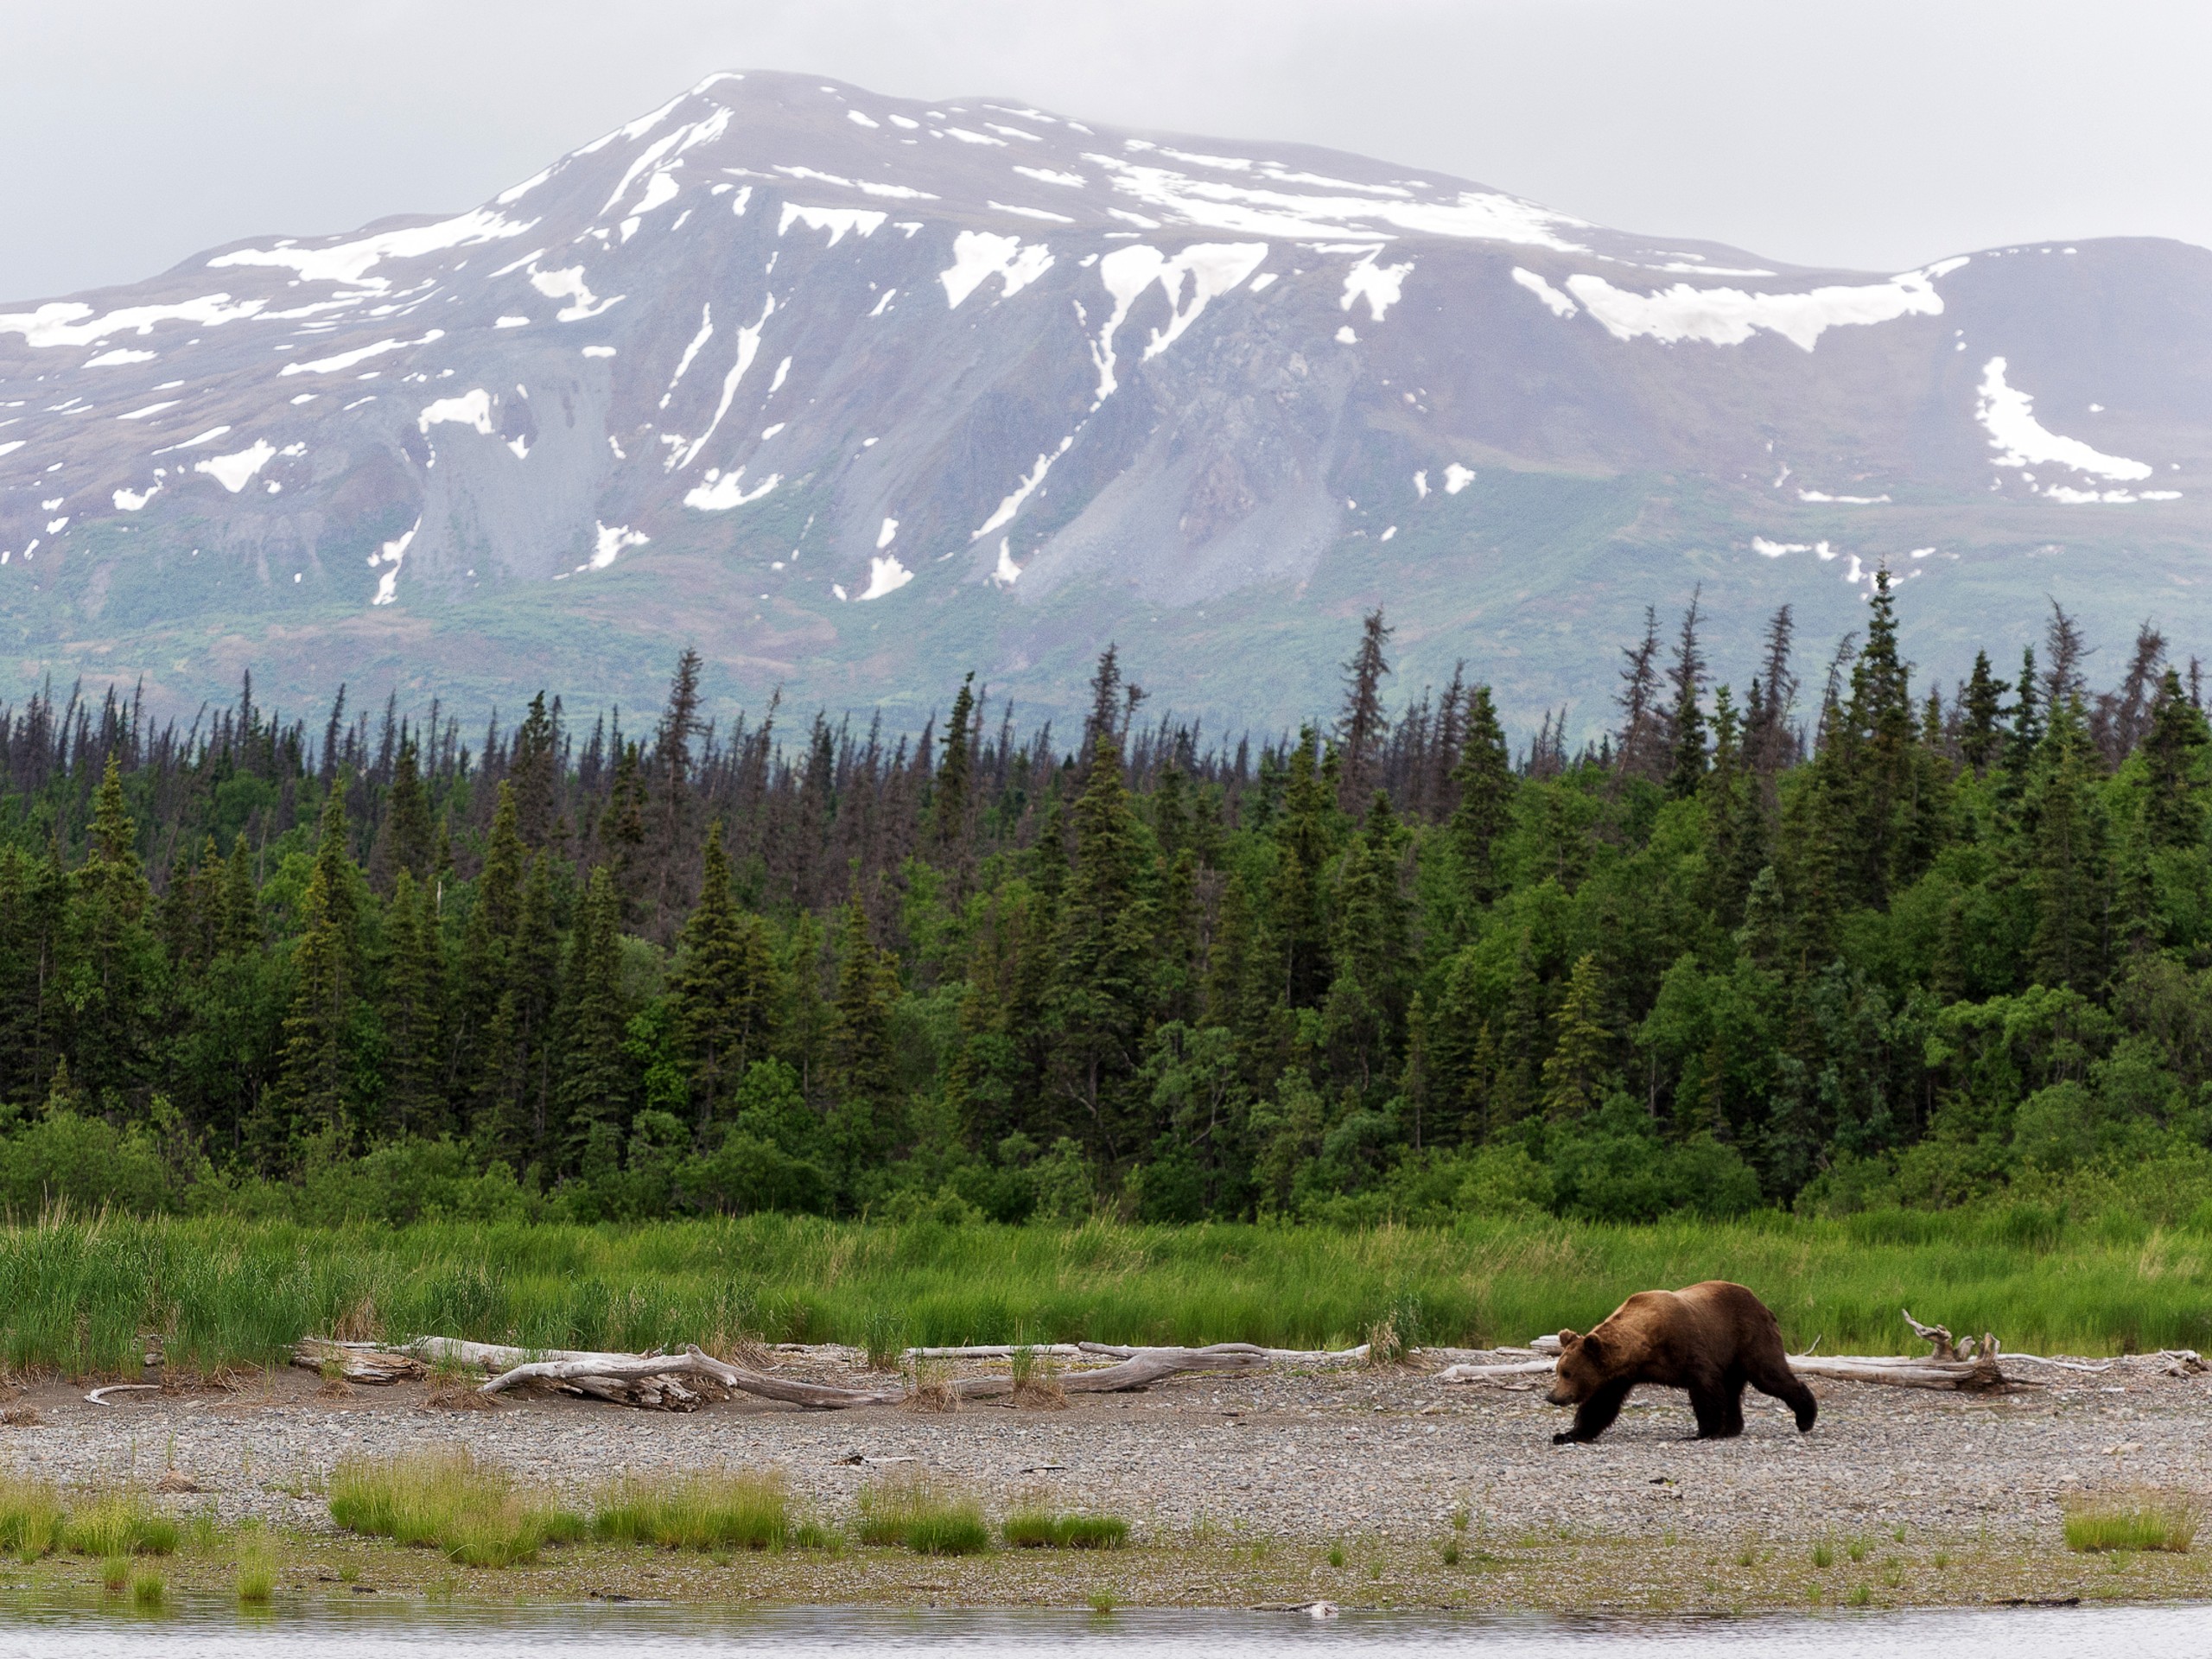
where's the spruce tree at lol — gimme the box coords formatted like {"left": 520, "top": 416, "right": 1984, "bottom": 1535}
{"left": 449, "top": 782, "right": 524, "bottom": 1096}
{"left": 219, "top": 834, "right": 260, "bottom": 957}
{"left": 1045, "top": 734, "right": 1158, "bottom": 1155}
{"left": 1448, "top": 685, "right": 1514, "bottom": 910}
{"left": 2027, "top": 696, "right": 2112, "bottom": 994}
{"left": 1335, "top": 608, "right": 1393, "bottom": 809}
{"left": 67, "top": 753, "right": 160, "bottom": 1105}
{"left": 2141, "top": 668, "right": 2209, "bottom": 849}
{"left": 825, "top": 893, "right": 902, "bottom": 1187}
{"left": 929, "top": 673, "right": 976, "bottom": 854}
{"left": 269, "top": 781, "right": 365, "bottom": 1159}
{"left": 556, "top": 867, "right": 632, "bottom": 1169}
{"left": 509, "top": 691, "right": 559, "bottom": 849}
{"left": 380, "top": 868, "right": 445, "bottom": 1138}
{"left": 672, "top": 823, "right": 776, "bottom": 1127}
{"left": 1541, "top": 953, "right": 1611, "bottom": 1121}
{"left": 1959, "top": 651, "right": 2006, "bottom": 772}
{"left": 1271, "top": 733, "right": 1334, "bottom": 1007}
{"left": 1665, "top": 592, "right": 1708, "bottom": 798}
{"left": 385, "top": 735, "right": 435, "bottom": 880}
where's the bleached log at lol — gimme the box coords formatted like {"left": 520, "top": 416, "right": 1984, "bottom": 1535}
{"left": 405, "top": 1336, "right": 642, "bottom": 1373}
{"left": 294, "top": 1338, "right": 424, "bottom": 1384}
{"left": 905, "top": 1344, "right": 1087, "bottom": 1360}
{"left": 1787, "top": 1354, "right": 2012, "bottom": 1391}
{"left": 1076, "top": 1339, "right": 1366, "bottom": 1364}
{"left": 949, "top": 1342, "right": 1270, "bottom": 1400}
{"left": 85, "top": 1383, "right": 162, "bottom": 1405}
{"left": 1435, "top": 1359, "right": 1560, "bottom": 1383}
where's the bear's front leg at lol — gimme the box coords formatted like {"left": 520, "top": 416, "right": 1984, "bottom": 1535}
{"left": 1554, "top": 1377, "right": 1631, "bottom": 1444}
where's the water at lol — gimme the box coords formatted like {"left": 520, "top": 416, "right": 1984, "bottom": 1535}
{"left": 0, "top": 1601, "right": 2198, "bottom": 1658}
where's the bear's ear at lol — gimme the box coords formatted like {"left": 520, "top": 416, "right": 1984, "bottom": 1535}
{"left": 1557, "top": 1328, "right": 1580, "bottom": 1348}
{"left": 1580, "top": 1333, "right": 1605, "bottom": 1363}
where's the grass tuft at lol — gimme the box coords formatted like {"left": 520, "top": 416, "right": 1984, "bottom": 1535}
{"left": 234, "top": 1541, "right": 276, "bottom": 1605}
{"left": 2063, "top": 1491, "right": 2198, "bottom": 1554}
{"left": 855, "top": 1470, "right": 990, "bottom": 1555}
{"left": 329, "top": 1448, "right": 581, "bottom": 1567}
{"left": 0, "top": 1476, "right": 63, "bottom": 1562}
{"left": 1364, "top": 1312, "right": 1404, "bottom": 1367}
{"left": 62, "top": 1493, "right": 177, "bottom": 1558}
{"left": 901, "top": 1356, "right": 958, "bottom": 1414}
{"left": 1008, "top": 1342, "right": 1068, "bottom": 1409}
{"left": 1002, "top": 1509, "right": 1128, "bottom": 1550}
{"left": 99, "top": 1554, "right": 130, "bottom": 1593}
{"left": 591, "top": 1468, "right": 796, "bottom": 1552}
{"left": 130, "top": 1566, "right": 164, "bottom": 1607}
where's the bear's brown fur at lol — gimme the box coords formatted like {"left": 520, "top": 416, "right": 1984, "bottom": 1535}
{"left": 1546, "top": 1281, "right": 1816, "bottom": 1444}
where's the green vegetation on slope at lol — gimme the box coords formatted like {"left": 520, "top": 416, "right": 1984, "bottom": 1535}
{"left": 3, "top": 578, "right": 2212, "bottom": 1246}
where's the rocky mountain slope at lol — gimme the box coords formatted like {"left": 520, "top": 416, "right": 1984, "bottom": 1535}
{"left": 4, "top": 70, "right": 2209, "bottom": 733}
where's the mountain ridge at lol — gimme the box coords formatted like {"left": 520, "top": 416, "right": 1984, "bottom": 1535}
{"left": 3, "top": 69, "right": 2208, "bottom": 734}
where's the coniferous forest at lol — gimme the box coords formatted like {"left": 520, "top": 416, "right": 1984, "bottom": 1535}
{"left": 5, "top": 573, "right": 2212, "bottom": 1230}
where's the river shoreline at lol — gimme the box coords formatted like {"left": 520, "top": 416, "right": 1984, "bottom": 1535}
{"left": 0, "top": 1349, "right": 2205, "bottom": 1613}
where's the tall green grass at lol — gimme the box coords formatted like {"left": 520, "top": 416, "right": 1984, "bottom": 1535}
{"left": 855, "top": 1471, "right": 992, "bottom": 1556}
{"left": 0, "top": 1477, "right": 63, "bottom": 1561}
{"left": 2063, "top": 1491, "right": 2198, "bottom": 1554}
{"left": 60, "top": 1493, "right": 177, "bottom": 1558}
{"left": 328, "top": 1449, "right": 584, "bottom": 1567}
{"left": 0, "top": 1208, "right": 2206, "bottom": 1373}
{"left": 591, "top": 1469, "right": 803, "bottom": 1552}
{"left": 1003, "top": 1510, "right": 1128, "bottom": 1549}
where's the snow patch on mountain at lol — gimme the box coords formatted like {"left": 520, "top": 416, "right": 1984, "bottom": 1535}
{"left": 1560, "top": 266, "right": 1952, "bottom": 352}
{"left": 1341, "top": 252, "right": 1414, "bottom": 321}
{"left": 1511, "top": 268, "right": 1577, "bottom": 318}
{"left": 0, "top": 294, "right": 268, "bottom": 348}
{"left": 590, "top": 522, "right": 649, "bottom": 569}
{"left": 418, "top": 389, "right": 494, "bottom": 437}
{"left": 973, "top": 435, "right": 1073, "bottom": 539}
{"left": 208, "top": 207, "right": 532, "bottom": 289}
{"left": 369, "top": 518, "right": 418, "bottom": 605}
{"left": 940, "top": 232, "right": 1054, "bottom": 308}
{"left": 860, "top": 553, "right": 913, "bottom": 598}
{"left": 195, "top": 440, "right": 276, "bottom": 493}
{"left": 1089, "top": 154, "right": 1586, "bottom": 249}
{"left": 778, "top": 204, "right": 887, "bottom": 245}
{"left": 284, "top": 330, "right": 442, "bottom": 377}
{"left": 529, "top": 266, "right": 623, "bottom": 321}
{"left": 663, "top": 305, "right": 715, "bottom": 406}
{"left": 1975, "top": 357, "right": 2154, "bottom": 482}
{"left": 669, "top": 295, "right": 772, "bottom": 470}
{"left": 684, "top": 468, "right": 779, "bottom": 511}
{"left": 1089, "top": 241, "right": 1268, "bottom": 401}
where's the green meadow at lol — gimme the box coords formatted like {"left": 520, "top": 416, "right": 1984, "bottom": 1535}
{"left": 0, "top": 1208, "right": 2203, "bottom": 1376}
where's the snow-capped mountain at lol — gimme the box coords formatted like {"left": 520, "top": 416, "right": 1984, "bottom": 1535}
{"left": 4, "top": 70, "right": 2209, "bottom": 729}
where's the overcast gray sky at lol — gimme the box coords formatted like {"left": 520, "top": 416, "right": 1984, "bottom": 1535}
{"left": 4, "top": 0, "right": 2209, "bottom": 303}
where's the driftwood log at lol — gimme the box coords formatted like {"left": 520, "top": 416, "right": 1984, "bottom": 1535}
{"left": 1440, "top": 1309, "right": 2024, "bottom": 1394}
{"left": 292, "top": 1338, "right": 425, "bottom": 1385}
{"left": 393, "top": 1335, "right": 1268, "bottom": 1411}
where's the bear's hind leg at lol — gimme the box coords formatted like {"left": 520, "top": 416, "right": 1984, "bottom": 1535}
{"left": 1554, "top": 1378, "right": 1632, "bottom": 1444}
{"left": 1690, "top": 1377, "right": 1745, "bottom": 1440}
{"left": 1745, "top": 1347, "right": 1819, "bottom": 1433}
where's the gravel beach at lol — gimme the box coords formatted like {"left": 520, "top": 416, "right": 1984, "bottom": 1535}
{"left": 8, "top": 1347, "right": 2206, "bottom": 1552}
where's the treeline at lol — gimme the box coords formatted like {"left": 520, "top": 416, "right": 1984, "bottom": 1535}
{"left": 4, "top": 575, "right": 2212, "bottom": 1228}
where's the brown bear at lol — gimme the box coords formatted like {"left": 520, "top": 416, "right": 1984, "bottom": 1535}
{"left": 1546, "top": 1281, "right": 1816, "bottom": 1444}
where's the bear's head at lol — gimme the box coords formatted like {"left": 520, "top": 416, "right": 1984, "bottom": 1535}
{"left": 1546, "top": 1328, "right": 1605, "bottom": 1407}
